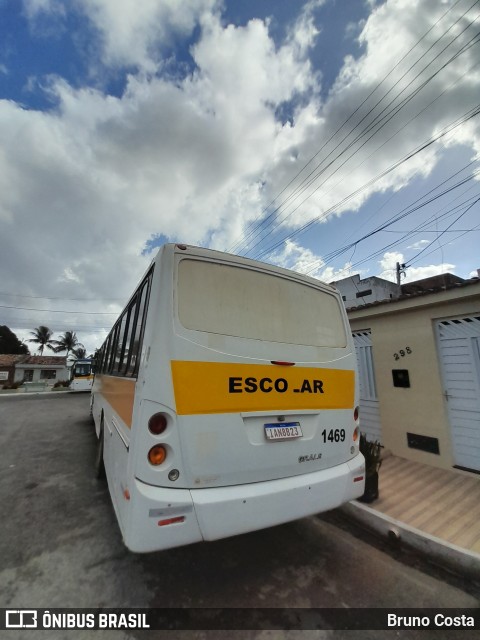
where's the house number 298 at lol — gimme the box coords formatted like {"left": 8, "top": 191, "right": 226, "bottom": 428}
{"left": 394, "top": 346, "right": 412, "bottom": 360}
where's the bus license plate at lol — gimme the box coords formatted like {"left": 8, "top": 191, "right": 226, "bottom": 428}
{"left": 264, "top": 422, "right": 303, "bottom": 441}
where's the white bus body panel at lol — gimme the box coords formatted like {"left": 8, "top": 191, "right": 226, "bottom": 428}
{"left": 93, "top": 245, "right": 364, "bottom": 552}
{"left": 133, "top": 246, "right": 360, "bottom": 491}
{"left": 125, "top": 453, "right": 364, "bottom": 552}
{"left": 70, "top": 377, "right": 93, "bottom": 392}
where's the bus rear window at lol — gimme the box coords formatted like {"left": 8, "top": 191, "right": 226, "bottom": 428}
{"left": 177, "top": 260, "right": 347, "bottom": 348}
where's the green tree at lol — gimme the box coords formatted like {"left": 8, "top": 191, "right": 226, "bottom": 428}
{"left": 28, "top": 326, "right": 55, "bottom": 355}
{"left": 52, "top": 331, "right": 84, "bottom": 358}
{"left": 0, "top": 326, "right": 30, "bottom": 355}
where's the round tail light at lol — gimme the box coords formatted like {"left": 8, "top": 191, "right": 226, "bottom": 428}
{"left": 149, "top": 413, "right": 167, "bottom": 435}
{"left": 354, "top": 406, "right": 359, "bottom": 422}
{"left": 148, "top": 445, "right": 167, "bottom": 466}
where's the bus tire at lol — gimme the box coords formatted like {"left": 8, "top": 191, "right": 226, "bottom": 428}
{"left": 89, "top": 395, "right": 95, "bottom": 424}
{"left": 95, "top": 421, "right": 105, "bottom": 479}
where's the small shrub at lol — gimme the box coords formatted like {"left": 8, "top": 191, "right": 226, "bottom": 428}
{"left": 2, "top": 381, "right": 23, "bottom": 390}
{"left": 53, "top": 380, "right": 70, "bottom": 388}
{"left": 360, "top": 433, "right": 383, "bottom": 476}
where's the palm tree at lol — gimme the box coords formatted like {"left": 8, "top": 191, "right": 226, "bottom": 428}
{"left": 28, "top": 326, "right": 55, "bottom": 355}
{"left": 52, "top": 331, "right": 84, "bottom": 359}
{"left": 72, "top": 347, "right": 88, "bottom": 359}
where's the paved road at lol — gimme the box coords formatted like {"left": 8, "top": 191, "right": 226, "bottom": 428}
{"left": 0, "top": 394, "right": 478, "bottom": 639}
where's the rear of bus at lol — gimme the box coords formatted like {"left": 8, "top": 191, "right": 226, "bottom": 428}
{"left": 123, "top": 244, "right": 364, "bottom": 552}
{"left": 69, "top": 359, "right": 94, "bottom": 392}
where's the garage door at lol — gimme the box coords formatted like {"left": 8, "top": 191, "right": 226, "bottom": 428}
{"left": 436, "top": 315, "right": 480, "bottom": 473}
{"left": 352, "top": 330, "right": 382, "bottom": 443}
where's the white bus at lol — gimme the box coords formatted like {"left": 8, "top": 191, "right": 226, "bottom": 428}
{"left": 69, "top": 359, "right": 94, "bottom": 392}
{"left": 91, "top": 244, "right": 364, "bottom": 552}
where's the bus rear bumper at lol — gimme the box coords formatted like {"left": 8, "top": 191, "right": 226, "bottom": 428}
{"left": 192, "top": 453, "right": 365, "bottom": 541}
{"left": 127, "top": 454, "right": 364, "bottom": 552}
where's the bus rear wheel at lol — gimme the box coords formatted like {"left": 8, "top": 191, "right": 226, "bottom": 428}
{"left": 95, "top": 421, "right": 105, "bottom": 479}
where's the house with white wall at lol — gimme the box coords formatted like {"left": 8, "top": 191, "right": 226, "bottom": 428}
{"left": 332, "top": 273, "right": 401, "bottom": 309}
{"left": 0, "top": 355, "right": 68, "bottom": 387}
{"left": 343, "top": 275, "right": 480, "bottom": 476}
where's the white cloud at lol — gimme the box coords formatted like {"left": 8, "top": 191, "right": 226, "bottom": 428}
{"left": 255, "top": 0, "right": 480, "bottom": 238}
{"left": 270, "top": 239, "right": 325, "bottom": 277}
{"left": 378, "top": 251, "right": 455, "bottom": 283}
{"left": 270, "top": 239, "right": 359, "bottom": 283}
{"left": 79, "top": 0, "right": 220, "bottom": 72}
{"left": 3, "top": 0, "right": 480, "bottom": 353}
{"left": 23, "top": 0, "right": 220, "bottom": 71}
{"left": 407, "top": 239, "right": 430, "bottom": 250}
{"left": 23, "top": 0, "right": 65, "bottom": 17}
{"left": 1, "top": 6, "right": 323, "bottom": 353}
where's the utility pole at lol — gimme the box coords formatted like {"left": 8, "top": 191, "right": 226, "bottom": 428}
{"left": 396, "top": 262, "right": 406, "bottom": 286}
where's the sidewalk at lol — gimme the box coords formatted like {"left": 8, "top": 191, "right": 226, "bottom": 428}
{"left": 341, "top": 454, "right": 480, "bottom": 579}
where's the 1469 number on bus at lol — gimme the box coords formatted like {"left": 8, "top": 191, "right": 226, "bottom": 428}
{"left": 321, "top": 428, "right": 346, "bottom": 443}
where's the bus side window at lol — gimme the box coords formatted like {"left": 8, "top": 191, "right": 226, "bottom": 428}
{"left": 127, "top": 271, "right": 152, "bottom": 377}
{"left": 112, "top": 311, "right": 128, "bottom": 375}
{"left": 107, "top": 326, "right": 119, "bottom": 373}
{"left": 120, "top": 298, "right": 137, "bottom": 375}
{"left": 102, "top": 336, "right": 111, "bottom": 373}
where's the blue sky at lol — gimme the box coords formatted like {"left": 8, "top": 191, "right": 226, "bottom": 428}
{"left": 0, "top": 0, "right": 479, "bottom": 353}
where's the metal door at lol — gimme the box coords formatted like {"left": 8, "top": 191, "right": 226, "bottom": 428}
{"left": 436, "top": 316, "right": 480, "bottom": 472}
{"left": 352, "top": 330, "right": 382, "bottom": 442}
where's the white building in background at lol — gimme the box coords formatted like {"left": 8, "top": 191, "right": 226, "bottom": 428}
{"left": 0, "top": 355, "right": 69, "bottom": 388}
{"left": 331, "top": 274, "right": 401, "bottom": 309}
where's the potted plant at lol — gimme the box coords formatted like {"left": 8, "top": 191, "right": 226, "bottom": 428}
{"left": 359, "top": 434, "right": 383, "bottom": 503}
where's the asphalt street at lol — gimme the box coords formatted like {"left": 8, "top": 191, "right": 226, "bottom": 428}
{"left": 0, "top": 393, "right": 478, "bottom": 640}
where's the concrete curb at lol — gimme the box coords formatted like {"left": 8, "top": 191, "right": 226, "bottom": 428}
{"left": 0, "top": 390, "right": 73, "bottom": 398}
{"left": 341, "top": 500, "right": 480, "bottom": 581}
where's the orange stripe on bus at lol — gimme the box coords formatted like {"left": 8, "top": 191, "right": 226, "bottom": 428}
{"left": 98, "top": 375, "right": 136, "bottom": 428}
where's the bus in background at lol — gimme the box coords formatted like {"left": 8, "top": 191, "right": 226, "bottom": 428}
{"left": 70, "top": 359, "right": 94, "bottom": 392}
{"left": 91, "top": 244, "right": 364, "bottom": 552}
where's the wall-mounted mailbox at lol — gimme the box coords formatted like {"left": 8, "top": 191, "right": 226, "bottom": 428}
{"left": 407, "top": 432, "right": 440, "bottom": 454}
{"left": 392, "top": 369, "right": 410, "bottom": 388}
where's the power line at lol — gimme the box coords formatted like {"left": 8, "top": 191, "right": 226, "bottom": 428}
{"left": 316, "top": 164, "right": 480, "bottom": 265}
{"left": 286, "top": 158, "right": 480, "bottom": 279}
{"left": 0, "top": 291, "right": 124, "bottom": 302}
{"left": 312, "top": 158, "right": 480, "bottom": 269}
{"left": 247, "top": 105, "right": 480, "bottom": 262}
{"left": 328, "top": 196, "right": 480, "bottom": 276}
{"left": 226, "top": 0, "right": 471, "bottom": 255}
{"left": 246, "top": 30, "right": 480, "bottom": 260}
{"left": 230, "top": 0, "right": 480, "bottom": 258}
{"left": 0, "top": 304, "right": 118, "bottom": 315}
{"left": 406, "top": 195, "right": 480, "bottom": 266}
{"left": 4, "top": 321, "right": 112, "bottom": 331}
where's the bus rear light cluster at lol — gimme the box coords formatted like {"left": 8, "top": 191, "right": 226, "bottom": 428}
{"left": 148, "top": 444, "right": 167, "bottom": 466}
{"left": 148, "top": 413, "right": 168, "bottom": 435}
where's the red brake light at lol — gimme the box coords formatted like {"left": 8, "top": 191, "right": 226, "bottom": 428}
{"left": 354, "top": 406, "right": 359, "bottom": 422}
{"left": 148, "top": 413, "right": 167, "bottom": 435}
{"left": 158, "top": 516, "right": 185, "bottom": 527}
{"left": 271, "top": 361, "right": 295, "bottom": 366}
